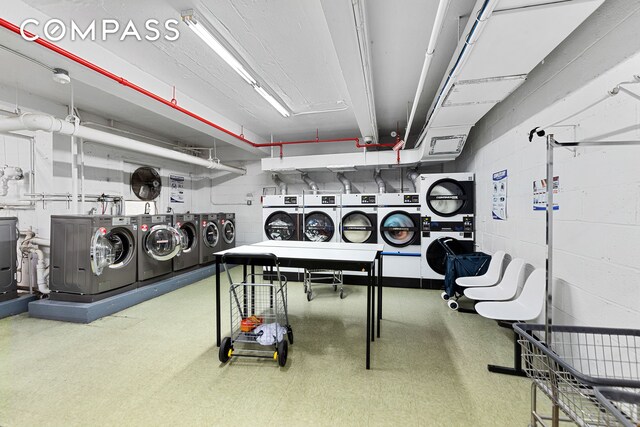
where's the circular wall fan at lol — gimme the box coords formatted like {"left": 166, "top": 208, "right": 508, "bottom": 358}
{"left": 131, "top": 167, "right": 162, "bottom": 201}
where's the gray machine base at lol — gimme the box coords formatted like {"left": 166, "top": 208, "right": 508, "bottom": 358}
{"left": 0, "top": 294, "right": 39, "bottom": 319}
{"left": 29, "top": 265, "right": 222, "bottom": 324}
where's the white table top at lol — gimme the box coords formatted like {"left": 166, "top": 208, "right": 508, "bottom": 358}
{"left": 252, "top": 240, "right": 384, "bottom": 252}
{"left": 214, "top": 242, "right": 379, "bottom": 264}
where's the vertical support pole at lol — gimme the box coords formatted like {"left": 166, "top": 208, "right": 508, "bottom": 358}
{"left": 371, "top": 262, "right": 375, "bottom": 342}
{"left": 251, "top": 264, "right": 256, "bottom": 316}
{"left": 545, "top": 134, "right": 554, "bottom": 345}
{"left": 366, "top": 266, "right": 371, "bottom": 370}
{"left": 243, "top": 263, "right": 248, "bottom": 315}
{"left": 215, "top": 258, "right": 221, "bottom": 347}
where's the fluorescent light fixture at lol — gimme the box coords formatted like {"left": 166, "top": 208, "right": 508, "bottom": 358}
{"left": 182, "top": 11, "right": 290, "bottom": 118}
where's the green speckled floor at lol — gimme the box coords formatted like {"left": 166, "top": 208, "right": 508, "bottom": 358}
{"left": 0, "top": 267, "right": 536, "bottom": 426}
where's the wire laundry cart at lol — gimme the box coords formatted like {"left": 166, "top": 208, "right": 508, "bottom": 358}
{"left": 514, "top": 323, "right": 640, "bottom": 426}
{"left": 218, "top": 253, "right": 293, "bottom": 367}
{"left": 303, "top": 269, "right": 345, "bottom": 301}
{"left": 437, "top": 237, "right": 490, "bottom": 310}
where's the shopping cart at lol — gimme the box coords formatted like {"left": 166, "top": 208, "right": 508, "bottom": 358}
{"left": 303, "top": 269, "right": 344, "bottom": 301}
{"left": 218, "top": 253, "right": 293, "bottom": 367}
{"left": 514, "top": 323, "right": 640, "bottom": 426}
{"left": 438, "top": 237, "right": 490, "bottom": 310}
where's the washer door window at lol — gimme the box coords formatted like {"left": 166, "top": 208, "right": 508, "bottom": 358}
{"left": 203, "top": 222, "right": 220, "bottom": 248}
{"left": 341, "top": 212, "right": 373, "bottom": 243}
{"left": 146, "top": 225, "right": 182, "bottom": 261}
{"left": 426, "top": 179, "right": 468, "bottom": 217}
{"left": 222, "top": 220, "right": 235, "bottom": 244}
{"left": 107, "top": 227, "right": 135, "bottom": 268}
{"left": 178, "top": 222, "right": 198, "bottom": 253}
{"left": 265, "top": 212, "right": 296, "bottom": 240}
{"left": 90, "top": 230, "right": 115, "bottom": 276}
{"left": 426, "top": 237, "right": 470, "bottom": 275}
{"left": 380, "top": 212, "right": 418, "bottom": 247}
{"left": 304, "top": 212, "right": 334, "bottom": 242}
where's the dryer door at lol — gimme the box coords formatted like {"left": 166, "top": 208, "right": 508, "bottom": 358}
{"left": 90, "top": 229, "right": 115, "bottom": 276}
{"left": 304, "top": 212, "right": 334, "bottom": 242}
{"left": 426, "top": 179, "right": 470, "bottom": 217}
{"left": 380, "top": 211, "right": 418, "bottom": 247}
{"left": 146, "top": 225, "right": 182, "bottom": 261}
{"left": 177, "top": 222, "right": 198, "bottom": 253}
{"left": 341, "top": 212, "right": 373, "bottom": 243}
{"left": 426, "top": 237, "right": 473, "bottom": 275}
{"left": 265, "top": 212, "right": 296, "bottom": 240}
{"left": 222, "top": 220, "right": 235, "bottom": 244}
{"left": 202, "top": 221, "right": 220, "bottom": 248}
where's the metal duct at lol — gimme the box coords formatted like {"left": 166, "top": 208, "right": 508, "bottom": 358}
{"left": 407, "top": 169, "right": 420, "bottom": 192}
{"left": 272, "top": 174, "right": 287, "bottom": 195}
{"left": 301, "top": 173, "right": 319, "bottom": 195}
{"left": 374, "top": 170, "right": 386, "bottom": 193}
{"left": 336, "top": 172, "right": 352, "bottom": 194}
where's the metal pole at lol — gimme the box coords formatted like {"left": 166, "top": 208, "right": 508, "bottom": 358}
{"left": 545, "top": 134, "right": 554, "bottom": 345}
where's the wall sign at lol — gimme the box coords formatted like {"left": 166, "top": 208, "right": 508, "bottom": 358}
{"left": 533, "top": 176, "right": 559, "bottom": 211}
{"left": 169, "top": 174, "right": 185, "bottom": 204}
{"left": 492, "top": 170, "right": 508, "bottom": 220}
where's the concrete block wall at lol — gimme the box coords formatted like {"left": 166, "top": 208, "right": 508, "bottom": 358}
{"left": 455, "top": 2, "right": 640, "bottom": 328}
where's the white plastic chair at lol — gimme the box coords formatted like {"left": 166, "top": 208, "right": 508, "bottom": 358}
{"left": 455, "top": 250, "right": 506, "bottom": 288}
{"left": 474, "top": 269, "right": 546, "bottom": 377}
{"left": 463, "top": 258, "right": 526, "bottom": 301}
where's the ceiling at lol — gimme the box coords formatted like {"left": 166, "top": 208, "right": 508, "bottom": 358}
{"left": 0, "top": 0, "right": 601, "bottom": 165}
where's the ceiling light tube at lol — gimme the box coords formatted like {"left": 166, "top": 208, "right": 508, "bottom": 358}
{"left": 254, "top": 85, "right": 290, "bottom": 117}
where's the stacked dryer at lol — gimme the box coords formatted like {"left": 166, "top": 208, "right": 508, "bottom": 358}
{"left": 263, "top": 195, "right": 302, "bottom": 241}
{"left": 419, "top": 173, "right": 475, "bottom": 288}
{"left": 302, "top": 194, "right": 340, "bottom": 243}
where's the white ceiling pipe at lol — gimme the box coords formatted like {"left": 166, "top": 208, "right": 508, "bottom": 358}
{"left": 0, "top": 114, "right": 246, "bottom": 175}
{"left": 403, "top": 0, "right": 451, "bottom": 146}
{"left": 301, "top": 173, "right": 319, "bottom": 195}
{"left": 272, "top": 174, "right": 288, "bottom": 195}
{"left": 336, "top": 172, "right": 352, "bottom": 194}
{"left": 374, "top": 169, "right": 386, "bottom": 193}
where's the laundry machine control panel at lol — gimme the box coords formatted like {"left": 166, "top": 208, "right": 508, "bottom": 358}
{"left": 361, "top": 195, "right": 376, "bottom": 204}
{"left": 421, "top": 216, "right": 474, "bottom": 238}
{"left": 321, "top": 196, "right": 336, "bottom": 205}
{"left": 284, "top": 196, "right": 298, "bottom": 204}
{"left": 404, "top": 194, "right": 419, "bottom": 204}
{"left": 112, "top": 216, "right": 131, "bottom": 226}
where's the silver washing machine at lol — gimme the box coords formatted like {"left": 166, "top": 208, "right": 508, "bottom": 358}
{"left": 50, "top": 215, "right": 138, "bottom": 302}
{"left": 137, "top": 214, "right": 182, "bottom": 283}
{"left": 173, "top": 213, "right": 199, "bottom": 271}
{"left": 0, "top": 217, "right": 18, "bottom": 302}
{"left": 199, "top": 213, "right": 221, "bottom": 265}
{"left": 218, "top": 213, "right": 236, "bottom": 251}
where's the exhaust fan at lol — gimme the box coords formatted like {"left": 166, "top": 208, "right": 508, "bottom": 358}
{"left": 131, "top": 166, "right": 162, "bottom": 201}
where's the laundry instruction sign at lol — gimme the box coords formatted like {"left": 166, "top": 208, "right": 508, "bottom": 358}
{"left": 533, "top": 176, "right": 559, "bottom": 211}
{"left": 492, "top": 170, "right": 508, "bottom": 220}
{"left": 169, "top": 175, "right": 185, "bottom": 204}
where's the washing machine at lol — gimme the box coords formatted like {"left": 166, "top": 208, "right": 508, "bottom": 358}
{"left": 339, "top": 194, "right": 377, "bottom": 244}
{"left": 0, "top": 217, "right": 18, "bottom": 302}
{"left": 377, "top": 193, "right": 422, "bottom": 288}
{"left": 50, "top": 215, "right": 138, "bottom": 301}
{"left": 219, "top": 212, "right": 236, "bottom": 250}
{"left": 420, "top": 215, "right": 475, "bottom": 288}
{"left": 419, "top": 173, "right": 475, "bottom": 221}
{"left": 302, "top": 194, "right": 340, "bottom": 242}
{"left": 263, "top": 195, "right": 302, "bottom": 241}
{"left": 173, "top": 213, "right": 199, "bottom": 271}
{"left": 137, "top": 214, "right": 182, "bottom": 283}
{"left": 199, "top": 213, "right": 221, "bottom": 264}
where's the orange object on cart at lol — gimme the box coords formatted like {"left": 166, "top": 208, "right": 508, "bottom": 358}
{"left": 240, "top": 315, "right": 263, "bottom": 332}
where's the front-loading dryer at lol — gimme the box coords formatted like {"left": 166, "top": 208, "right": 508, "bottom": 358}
{"left": 50, "top": 215, "right": 138, "bottom": 302}
{"left": 173, "top": 213, "right": 199, "bottom": 271}
{"left": 199, "top": 213, "right": 221, "bottom": 264}
{"left": 377, "top": 193, "right": 421, "bottom": 288}
{"left": 340, "top": 194, "right": 377, "bottom": 244}
{"left": 302, "top": 194, "right": 340, "bottom": 242}
{"left": 419, "top": 173, "right": 475, "bottom": 221}
{"left": 0, "top": 217, "right": 18, "bottom": 302}
{"left": 137, "top": 214, "right": 182, "bottom": 283}
{"left": 263, "top": 195, "right": 302, "bottom": 241}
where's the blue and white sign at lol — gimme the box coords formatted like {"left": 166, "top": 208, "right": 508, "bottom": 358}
{"left": 169, "top": 174, "right": 185, "bottom": 204}
{"left": 492, "top": 170, "right": 508, "bottom": 220}
{"left": 533, "top": 176, "right": 559, "bottom": 211}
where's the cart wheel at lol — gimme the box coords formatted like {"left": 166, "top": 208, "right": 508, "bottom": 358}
{"left": 447, "top": 300, "right": 459, "bottom": 311}
{"left": 219, "top": 337, "right": 233, "bottom": 363}
{"left": 277, "top": 340, "right": 288, "bottom": 367}
{"left": 287, "top": 326, "right": 294, "bottom": 344}
{"left": 307, "top": 291, "right": 313, "bottom": 301}
{"left": 441, "top": 292, "right": 450, "bottom": 301}
{"left": 339, "top": 289, "right": 346, "bottom": 299}
{"left": 333, "top": 285, "right": 337, "bottom": 292}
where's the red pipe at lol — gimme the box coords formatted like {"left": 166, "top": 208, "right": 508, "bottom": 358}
{"left": 0, "top": 18, "right": 390, "bottom": 156}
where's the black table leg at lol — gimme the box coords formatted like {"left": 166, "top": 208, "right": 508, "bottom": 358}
{"left": 371, "top": 262, "right": 375, "bottom": 342}
{"left": 251, "top": 264, "right": 256, "bottom": 315}
{"left": 366, "top": 267, "right": 371, "bottom": 370}
{"left": 377, "top": 255, "right": 383, "bottom": 338}
{"left": 216, "top": 257, "right": 221, "bottom": 347}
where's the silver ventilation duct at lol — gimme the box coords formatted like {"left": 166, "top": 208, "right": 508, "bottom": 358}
{"left": 407, "top": 169, "right": 420, "bottom": 192}
{"left": 336, "top": 172, "right": 352, "bottom": 194}
{"left": 301, "top": 173, "right": 319, "bottom": 195}
{"left": 272, "top": 174, "right": 287, "bottom": 195}
{"left": 374, "top": 169, "right": 386, "bottom": 194}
